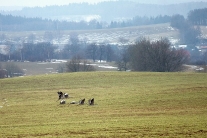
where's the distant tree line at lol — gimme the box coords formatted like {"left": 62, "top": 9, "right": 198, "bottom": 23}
{"left": 0, "top": 40, "right": 120, "bottom": 63}
{"left": 109, "top": 15, "right": 171, "bottom": 28}
{"left": 60, "top": 42, "right": 120, "bottom": 63}
{"left": 0, "top": 39, "right": 121, "bottom": 74}
{"left": 1, "top": 37, "right": 207, "bottom": 75}
{"left": 0, "top": 14, "right": 102, "bottom": 31}
{"left": 170, "top": 8, "right": 207, "bottom": 65}
{"left": 188, "top": 8, "right": 207, "bottom": 25}
{"left": 169, "top": 8, "right": 207, "bottom": 46}
{"left": 170, "top": 14, "right": 201, "bottom": 45}
{"left": 2, "top": 1, "right": 207, "bottom": 21}
{"left": 0, "top": 13, "right": 172, "bottom": 31}
{"left": 0, "top": 29, "right": 121, "bottom": 62}
{"left": 1, "top": 7, "right": 207, "bottom": 31}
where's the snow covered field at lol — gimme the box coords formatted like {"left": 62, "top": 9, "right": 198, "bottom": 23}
{"left": 2, "top": 23, "right": 179, "bottom": 48}
{"left": 53, "top": 23, "right": 179, "bottom": 46}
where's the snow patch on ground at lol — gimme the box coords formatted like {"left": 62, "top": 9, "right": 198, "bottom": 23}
{"left": 98, "top": 65, "right": 117, "bottom": 69}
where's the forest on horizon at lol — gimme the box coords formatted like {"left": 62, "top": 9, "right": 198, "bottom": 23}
{"left": 1, "top": 1, "right": 207, "bottom": 22}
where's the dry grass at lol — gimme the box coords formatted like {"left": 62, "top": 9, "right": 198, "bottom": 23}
{"left": 0, "top": 72, "right": 207, "bottom": 137}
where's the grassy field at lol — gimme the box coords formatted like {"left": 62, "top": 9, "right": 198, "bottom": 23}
{"left": 0, "top": 72, "right": 207, "bottom": 137}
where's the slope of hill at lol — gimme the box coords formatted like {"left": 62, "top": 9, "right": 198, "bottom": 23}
{"left": 75, "top": 23, "right": 179, "bottom": 45}
{"left": 2, "top": 23, "right": 179, "bottom": 45}
{"left": 0, "top": 72, "right": 207, "bottom": 137}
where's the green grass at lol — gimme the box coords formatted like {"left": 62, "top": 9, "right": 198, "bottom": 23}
{"left": 0, "top": 72, "right": 207, "bottom": 137}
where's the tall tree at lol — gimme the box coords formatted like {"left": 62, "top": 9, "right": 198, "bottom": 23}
{"left": 170, "top": 14, "right": 201, "bottom": 45}
{"left": 65, "top": 55, "right": 95, "bottom": 72}
{"left": 116, "top": 47, "right": 130, "bottom": 71}
{"left": 128, "top": 38, "right": 189, "bottom": 72}
{"left": 4, "top": 62, "right": 24, "bottom": 77}
{"left": 86, "top": 43, "right": 98, "bottom": 62}
{"left": 105, "top": 45, "right": 114, "bottom": 62}
{"left": 170, "top": 14, "right": 186, "bottom": 30}
{"left": 97, "top": 44, "right": 106, "bottom": 62}
{"left": 21, "top": 42, "right": 55, "bottom": 61}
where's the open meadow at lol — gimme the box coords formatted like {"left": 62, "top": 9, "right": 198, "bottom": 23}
{"left": 0, "top": 72, "right": 207, "bottom": 137}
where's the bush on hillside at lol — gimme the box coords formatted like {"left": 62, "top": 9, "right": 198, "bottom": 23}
{"left": 128, "top": 38, "right": 189, "bottom": 72}
{"left": 66, "top": 55, "right": 95, "bottom": 72}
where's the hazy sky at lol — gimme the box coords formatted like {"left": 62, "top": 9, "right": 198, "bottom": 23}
{"left": 1, "top": 0, "right": 207, "bottom": 7}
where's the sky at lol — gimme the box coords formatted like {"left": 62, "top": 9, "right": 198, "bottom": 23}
{"left": 1, "top": 0, "right": 107, "bottom": 7}
{"left": 0, "top": 0, "right": 207, "bottom": 7}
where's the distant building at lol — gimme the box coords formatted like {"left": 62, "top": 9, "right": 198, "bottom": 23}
{"left": 0, "top": 45, "right": 9, "bottom": 55}
{"left": 197, "top": 46, "right": 207, "bottom": 54}
{"left": 178, "top": 45, "right": 187, "bottom": 49}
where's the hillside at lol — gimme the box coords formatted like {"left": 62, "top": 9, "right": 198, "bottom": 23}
{"left": 0, "top": 72, "right": 207, "bottom": 137}
{"left": 2, "top": 23, "right": 179, "bottom": 45}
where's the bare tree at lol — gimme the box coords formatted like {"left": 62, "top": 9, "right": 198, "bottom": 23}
{"left": 128, "top": 38, "right": 189, "bottom": 72}
{"left": 202, "top": 51, "right": 207, "bottom": 72}
{"left": 17, "top": 44, "right": 24, "bottom": 61}
{"left": 66, "top": 55, "right": 81, "bottom": 72}
{"left": 105, "top": 45, "right": 114, "bottom": 62}
{"left": 98, "top": 44, "right": 106, "bottom": 62}
{"left": 116, "top": 47, "right": 130, "bottom": 71}
{"left": 170, "top": 14, "right": 201, "bottom": 45}
{"left": 86, "top": 43, "right": 98, "bottom": 62}
{"left": 128, "top": 38, "right": 151, "bottom": 71}
{"left": 165, "top": 49, "right": 190, "bottom": 71}
{"left": 64, "top": 32, "right": 80, "bottom": 58}
{"left": 66, "top": 55, "right": 95, "bottom": 72}
{"left": 203, "top": 51, "right": 207, "bottom": 65}
{"left": 4, "top": 43, "right": 12, "bottom": 60}
{"left": 4, "top": 62, "right": 24, "bottom": 77}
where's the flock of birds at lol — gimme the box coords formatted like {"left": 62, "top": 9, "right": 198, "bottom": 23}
{"left": 57, "top": 91, "right": 94, "bottom": 105}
